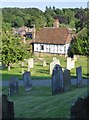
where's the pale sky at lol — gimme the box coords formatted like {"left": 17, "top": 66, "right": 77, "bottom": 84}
{"left": 0, "top": 0, "right": 88, "bottom": 11}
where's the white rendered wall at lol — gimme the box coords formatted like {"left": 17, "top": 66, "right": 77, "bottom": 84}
{"left": 34, "top": 43, "right": 70, "bottom": 54}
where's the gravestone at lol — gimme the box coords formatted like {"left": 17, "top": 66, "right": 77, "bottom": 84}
{"left": 52, "top": 64, "right": 64, "bottom": 95}
{"left": 29, "top": 58, "right": 34, "bottom": 68}
{"left": 21, "top": 68, "right": 24, "bottom": 74}
{"left": 21, "top": 62, "right": 24, "bottom": 67}
{"left": 53, "top": 57, "right": 60, "bottom": 65}
{"left": 23, "top": 71, "right": 32, "bottom": 92}
{"left": 2, "top": 94, "right": 14, "bottom": 119}
{"left": 53, "top": 57, "right": 57, "bottom": 61}
{"left": 63, "top": 69, "right": 71, "bottom": 91}
{"left": 50, "top": 58, "right": 60, "bottom": 75}
{"left": 76, "top": 66, "right": 82, "bottom": 87}
{"left": 27, "top": 60, "right": 30, "bottom": 71}
{"left": 8, "top": 76, "right": 19, "bottom": 95}
{"left": 70, "top": 94, "right": 89, "bottom": 119}
{"left": 43, "top": 59, "right": 46, "bottom": 66}
{"left": 27, "top": 58, "right": 34, "bottom": 71}
{"left": 67, "top": 57, "right": 71, "bottom": 70}
{"left": 71, "top": 59, "right": 75, "bottom": 69}
{"left": 50, "top": 62, "right": 55, "bottom": 75}
{"left": 73, "top": 55, "right": 77, "bottom": 62}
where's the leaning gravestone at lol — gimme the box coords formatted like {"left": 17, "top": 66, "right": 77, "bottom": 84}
{"left": 76, "top": 66, "right": 82, "bottom": 87}
{"left": 63, "top": 69, "right": 71, "bottom": 91}
{"left": 23, "top": 71, "right": 32, "bottom": 92}
{"left": 52, "top": 64, "right": 64, "bottom": 95}
{"left": 2, "top": 94, "right": 14, "bottom": 119}
{"left": 8, "top": 76, "right": 19, "bottom": 95}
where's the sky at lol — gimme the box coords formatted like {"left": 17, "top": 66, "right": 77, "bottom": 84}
{"left": 0, "top": 0, "right": 88, "bottom": 11}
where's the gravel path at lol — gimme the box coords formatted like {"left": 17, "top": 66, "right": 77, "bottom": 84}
{"left": 1, "top": 78, "right": 89, "bottom": 87}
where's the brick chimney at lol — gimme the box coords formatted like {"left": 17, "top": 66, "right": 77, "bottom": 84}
{"left": 53, "top": 19, "right": 59, "bottom": 28}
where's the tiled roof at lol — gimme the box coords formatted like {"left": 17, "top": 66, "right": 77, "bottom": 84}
{"left": 33, "top": 27, "right": 72, "bottom": 44}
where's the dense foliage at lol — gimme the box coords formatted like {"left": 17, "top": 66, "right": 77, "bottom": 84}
{"left": 2, "top": 7, "right": 87, "bottom": 30}
{"left": 1, "top": 30, "right": 30, "bottom": 67}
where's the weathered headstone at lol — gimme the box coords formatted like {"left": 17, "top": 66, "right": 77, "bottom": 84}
{"left": 2, "top": 94, "right": 14, "bottom": 118}
{"left": 27, "top": 58, "right": 34, "bottom": 71}
{"left": 67, "top": 57, "right": 71, "bottom": 70}
{"left": 29, "top": 58, "right": 34, "bottom": 68}
{"left": 76, "top": 66, "right": 82, "bottom": 87}
{"left": 43, "top": 59, "right": 46, "bottom": 66}
{"left": 52, "top": 64, "right": 64, "bottom": 95}
{"left": 63, "top": 69, "right": 71, "bottom": 91}
{"left": 71, "top": 59, "right": 75, "bottom": 69}
{"left": 53, "top": 57, "right": 60, "bottom": 65}
{"left": 70, "top": 94, "right": 89, "bottom": 119}
{"left": 8, "top": 76, "right": 19, "bottom": 95}
{"left": 8, "top": 63, "right": 11, "bottom": 71}
{"left": 21, "top": 68, "right": 24, "bottom": 74}
{"left": 21, "top": 62, "right": 24, "bottom": 67}
{"left": 53, "top": 57, "right": 57, "bottom": 61}
{"left": 73, "top": 55, "right": 77, "bottom": 62}
{"left": 50, "top": 62, "right": 55, "bottom": 75}
{"left": 50, "top": 58, "right": 60, "bottom": 75}
{"left": 23, "top": 71, "right": 32, "bottom": 92}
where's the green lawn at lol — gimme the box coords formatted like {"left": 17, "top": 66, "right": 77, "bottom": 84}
{"left": 2, "top": 86, "right": 87, "bottom": 118}
{"left": 1, "top": 55, "right": 88, "bottom": 81}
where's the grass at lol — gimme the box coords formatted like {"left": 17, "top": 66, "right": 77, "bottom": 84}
{"left": 2, "top": 85, "right": 87, "bottom": 118}
{"left": 0, "top": 55, "right": 89, "bottom": 81}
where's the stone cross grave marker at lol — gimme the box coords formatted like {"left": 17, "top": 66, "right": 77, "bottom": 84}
{"left": 76, "top": 66, "right": 82, "bottom": 87}
{"left": 63, "top": 69, "right": 71, "bottom": 91}
{"left": 8, "top": 76, "right": 19, "bottom": 95}
{"left": 2, "top": 94, "right": 14, "bottom": 118}
{"left": 51, "top": 64, "right": 64, "bottom": 95}
{"left": 23, "top": 71, "right": 32, "bottom": 92}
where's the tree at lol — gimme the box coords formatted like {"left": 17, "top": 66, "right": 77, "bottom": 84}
{"left": 70, "top": 30, "right": 89, "bottom": 56}
{"left": 12, "top": 16, "right": 24, "bottom": 27}
{"left": 1, "top": 30, "right": 30, "bottom": 70}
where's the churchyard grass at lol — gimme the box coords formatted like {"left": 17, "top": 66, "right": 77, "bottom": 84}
{"left": 1, "top": 55, "right": 88, "bottom": 81}
{"left": 2, "top": 85, "right": 87, "bottom": 118}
